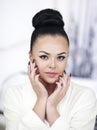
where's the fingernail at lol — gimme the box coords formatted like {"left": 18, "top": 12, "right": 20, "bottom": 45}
{"left": 59, "top": 75, "right": 62, "bottom": 78}
{"left": 32, "top": 59, "right": 35, "bottom": 63}
{"left": 35, "top": 65, "right": 38, "bottom": 68}
{"left": 64, "top": 70, "right": 66, "bottom": 74}
{"left": 28, "top": 61, "right": 30, "bottom": 65}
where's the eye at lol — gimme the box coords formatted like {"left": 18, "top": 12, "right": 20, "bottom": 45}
{"left": 39, "top": 55, "right": 48, "bottom": 60}
{"left": 57, "top": 56, "right": 66, "bottom": 61}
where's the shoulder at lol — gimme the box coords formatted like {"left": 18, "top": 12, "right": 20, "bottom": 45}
{"left": 68, "top": 81, "right": 97, "bottom": 121}
{"left": 3, "top": 79, "right": 34, "bottom": 107}
{"left": 70, "top": 81, "right": 97, "bottom": 106}
{"left": 71, "top": 81, "right": 96, "bottom": 96}
{"left": 3, "top": 83, "right": 24, "bottom": 108}
{"left": 4, "top": 82, "right": 26, "bottom": 99}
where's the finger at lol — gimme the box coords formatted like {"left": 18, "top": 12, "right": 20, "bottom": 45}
{"left": 28, "top": 65, "right": 37, "bottom": 81}
{"left": 62, "top": 70, "right": 66, "bottom": 77}
{"left": 35, "top": 74, "right": 39, "bottom": 81}
{"left": 27, "top": 60, "right": 35, "bottom": 74}
{"left": 35, "top": 74, "right": 42, "bottom": 86}
{"left": 54, "top": 82, "right": 62, "bottom": 93}
{"left": 67, "top": 74, "right": 71, "bottom": 87}
{"left": 31, "top": 67, "right": 37, "bottom": 79}
{"left": 59, "top": 79, "right": 63, "bottom": 86}
{"left": 59, "top": 77, "right": 69, "bottom": 92}
{"left": 63, "top": 73, "right": 68, "bottom": 81}
{"left": 60, "top": 76, "right": 67, "bottom": 86}
{"left": 56, "top": 81, "right": 61, "bottom": 87}
{"left": 35, "top": 74, "right": 45, "bottom": 88}
{"left": 30, "top": 60, "right": 36, "bottom": 71}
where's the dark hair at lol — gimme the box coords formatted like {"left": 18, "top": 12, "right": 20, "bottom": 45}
{"left": 30, "top": 8, "right": 69, "bottom": 52}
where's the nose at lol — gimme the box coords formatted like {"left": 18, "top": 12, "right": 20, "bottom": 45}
{"left": 48, "top": 58, "right": 56, "bottom": 68}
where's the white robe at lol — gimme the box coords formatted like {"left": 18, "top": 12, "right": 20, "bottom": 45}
{"left": 3, "top": 78, "right": 97, "bottom": 130}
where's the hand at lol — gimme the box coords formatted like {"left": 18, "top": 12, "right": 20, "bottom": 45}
{"left": 28, "top": 60, "right": 48, "bottom": 99}
{"left": 47, "top": 73, "right": 70, "bottom": 107}
{"left": 28, "top": 60, "right": 48, "bottom": 121}
{"left": 46, "top": 73, "right": 71, "bottom": 125}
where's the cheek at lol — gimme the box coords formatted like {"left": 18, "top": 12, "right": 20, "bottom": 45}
{"left": 59, "top": 61, "right": 67, "bottom": 69}
{"left": 36, "top": 61, "right": 45, "bottom": 73}
{"left": 59, "top": 67, "right": 65, "bottom": 74}
{"left": 64, "top": 62, "right": 67, "bottom": 69}
{"left": 36, "top": 59, "right": 67, "bottom": 74}
{"left": 58, "top": 62, "right": 67, "bottom": 74}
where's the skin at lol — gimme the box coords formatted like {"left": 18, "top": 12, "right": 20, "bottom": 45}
{"left": 28, "top": 34, "right": 71, "bottom": 126}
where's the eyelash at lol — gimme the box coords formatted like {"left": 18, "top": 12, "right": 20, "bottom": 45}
{"left": 57, "top": 56, "right": 66, "bottom": 61}
{"left": 39, "top": 55, "right": 48, "bottom": 60}
{"left": 39, "top": 55, "right": 66, "bottom": 61}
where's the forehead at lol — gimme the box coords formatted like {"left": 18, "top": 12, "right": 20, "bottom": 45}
{"left": 33, "top": 35, "right": 69, "bottom": 54}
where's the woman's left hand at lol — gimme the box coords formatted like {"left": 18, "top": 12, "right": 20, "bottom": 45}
{"left": 46, "top": 73, "right": 71, "bottom": 125}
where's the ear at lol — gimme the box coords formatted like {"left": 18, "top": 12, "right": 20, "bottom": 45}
{"left": 29, "top": 51, "right": 33, "bottom": 61}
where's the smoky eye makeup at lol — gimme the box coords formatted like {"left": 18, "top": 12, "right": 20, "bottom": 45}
{"left": 57, "top": 55, "right": 66, "bottom": 60}
{"left": 39, "top": 55, "right": 48, "bottom": 60}
{"left": 38, "top": 51, "right": 69, "bottom": 61}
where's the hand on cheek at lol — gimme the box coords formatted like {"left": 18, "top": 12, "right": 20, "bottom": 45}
{"left": 46, "top": 72, "right": 71, "bottom": 126}
{"left": 47, "top": 72, "right": 71, "bottom": 107}
{"left": 28, "top": 59, "right": 48, "bottom": 99}
{"left": 28, "top": 59, "right": 48, "bottom": 121}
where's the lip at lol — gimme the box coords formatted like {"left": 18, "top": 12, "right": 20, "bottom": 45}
{"left": 45, "top": 72, "right": 57, "bottom": 77}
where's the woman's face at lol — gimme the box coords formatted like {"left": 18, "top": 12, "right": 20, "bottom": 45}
{"left": 29, "top": 35, "right": 69, "bottom": 84}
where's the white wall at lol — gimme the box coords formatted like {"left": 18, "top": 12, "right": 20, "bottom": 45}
{"left": 0, "top": 0, "right": 54, "bottom": 48}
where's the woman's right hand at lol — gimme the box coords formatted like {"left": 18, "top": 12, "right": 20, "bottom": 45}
{"left": 28, "top": 60, "right": 48, "bottom": 121}
{"left": 28, "top": 60, "right": 48, "bottom": 100}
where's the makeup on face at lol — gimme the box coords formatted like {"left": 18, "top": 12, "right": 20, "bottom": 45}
{"left": 38, "top": 51, "right": 69, "bottom": 63}
{"left": 30, "top": 35, "right": 69, "bottom": 82}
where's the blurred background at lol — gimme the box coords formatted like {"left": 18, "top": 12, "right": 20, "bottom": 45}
{"left": 0, "top": 0, "right": 97, "bottom": 129}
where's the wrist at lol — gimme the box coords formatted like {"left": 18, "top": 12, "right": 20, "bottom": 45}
{"left": 37, "top": 96, "right": 48, "bottom": 103}
{"left": 46, "top": 103, "right": 57, "bottom": 114}
{"left": 33, "top": 97, "right": 47, "bottom": 121}
{"left": 46, "top": 100, "right": 57, "bottom": 109}
{"left": 46, "top": 105, "right": 60, "bottom": 126}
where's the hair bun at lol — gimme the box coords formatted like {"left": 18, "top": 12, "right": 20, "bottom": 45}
{"left": 32, "top": 9, "right": 64, "bottom": 29}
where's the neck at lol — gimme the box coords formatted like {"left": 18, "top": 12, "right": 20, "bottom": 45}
{"left": 39, "top": 77, "right": 56, "bottom": 96}
{"left": 45, "top": 83, "right": 56, "bottom": 96}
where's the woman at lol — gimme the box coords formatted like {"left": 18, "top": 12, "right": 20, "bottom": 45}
{"left": 4, "top": 8, "right": 97, "bottom": 130}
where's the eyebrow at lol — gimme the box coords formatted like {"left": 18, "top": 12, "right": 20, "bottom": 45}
{"left": 39, "top": 51, "right": 67, "bottom": 55}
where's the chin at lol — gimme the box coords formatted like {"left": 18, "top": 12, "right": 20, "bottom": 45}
{"left": 39, "top": 74, "right": 59, "bottom": 84}
{"left": 43, "top": 78, "right": 58, "bottom": 84}
{"left": 46, "top": 80, "right": 56, "bottom": 84}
